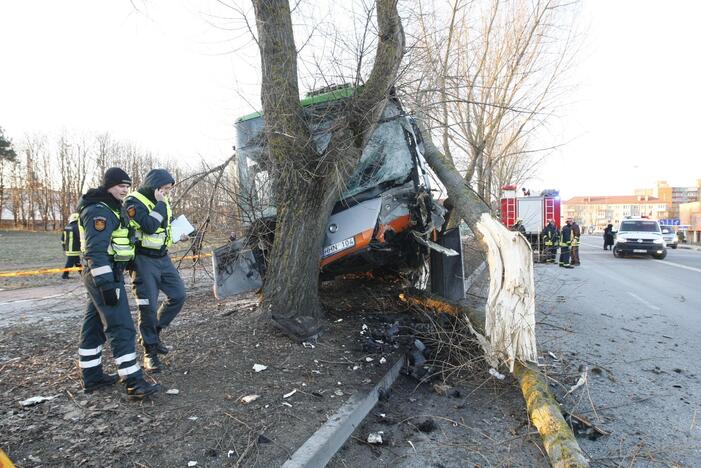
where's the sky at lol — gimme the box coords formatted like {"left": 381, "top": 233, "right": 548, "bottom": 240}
{"left": 1, "top": 1, "right": 700, "bottom": 197}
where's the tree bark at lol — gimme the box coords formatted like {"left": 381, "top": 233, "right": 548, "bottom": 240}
{"left": 252, "top": 0, "right": 405, "bottom": 340}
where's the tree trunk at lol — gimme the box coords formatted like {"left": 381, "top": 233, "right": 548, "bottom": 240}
{"left": 418, "top": 119, "right": 537, "bottom": 370}
{"left": 253, "top": 0, "right": 404, "bottom": 340}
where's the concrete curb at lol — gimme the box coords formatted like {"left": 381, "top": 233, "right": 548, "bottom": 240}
{"left": 281, "top": 355, "right": 405, "bottom": 468}
{"left": 678, "top": 244, "right": 701, "bottom": 251}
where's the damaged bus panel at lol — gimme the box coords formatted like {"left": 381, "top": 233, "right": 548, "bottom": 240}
{"left": 213, "top": 87, "right": 464, "bottom": 300}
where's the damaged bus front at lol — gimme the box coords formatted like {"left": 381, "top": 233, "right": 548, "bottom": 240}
{"left": 213, "top": 88, "right": 464, "bottom": 300}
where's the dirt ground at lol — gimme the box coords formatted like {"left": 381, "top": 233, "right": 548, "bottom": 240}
{"left": 0, "top": 275, "right": 430, "bottom": 467}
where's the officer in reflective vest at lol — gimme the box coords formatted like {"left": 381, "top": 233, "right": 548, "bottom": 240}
{"left": 126, "top": 169, "right": 188, "bottom": 372}
{"left": 570, "top": 220, "right": 581, "bottom": 265}
{"left": 558, "top": 218, "right": 574, "bottom": 268}
{"left": 77, "top": 167, "right": 161, "bottom": 399}
{"left": 541, "top": 219, "right": 559, "bottom": 263}
{"left": 61, "top": 213, "right": 81, "bottom": 279}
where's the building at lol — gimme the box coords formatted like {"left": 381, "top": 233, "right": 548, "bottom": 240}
{"left": 562, "top": 195, "right": 668, "bottom": 232}
{"left": 634, "top": 180, "right": 701, "bottom": 220}
{"left": 679, "top": 202, "right": 701, "bottom": 243}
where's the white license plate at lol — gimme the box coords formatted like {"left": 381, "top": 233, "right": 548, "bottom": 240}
{"left": 633, "top": 249, "right": 647, "bottom": 253}
{"left": 322, "top": 237, "right": 355, "bottom": 258}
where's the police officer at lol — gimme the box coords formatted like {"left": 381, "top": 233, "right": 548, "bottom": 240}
{"left": 126, "top": 169, "right": 188, "bottom": 372}
{"left": 61, "top": 213, "right": 81, "bottom": 279}
{"left": 570, "top": 219, "right": 581, "bottom": 265}
{"left": 541, "top": 219, "right": 559, "bottom": 263}
{"left": 77, "top": 167, "right": 161, "bottom": 398}
{"left": 559, "top": 218, "right": 574, "bottom": 268}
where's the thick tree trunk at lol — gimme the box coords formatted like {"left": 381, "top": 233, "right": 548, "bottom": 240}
{"left": 252, "top": 0, "right": 404, "bottom": 340}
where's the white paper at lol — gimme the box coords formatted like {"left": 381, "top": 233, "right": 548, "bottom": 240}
{"left": 171, "top": 214, "right": 195, "bottom": 243}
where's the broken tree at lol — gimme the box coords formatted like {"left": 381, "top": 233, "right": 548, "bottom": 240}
{"left": 251, "top": 0, "right": 405, "bottom": 339}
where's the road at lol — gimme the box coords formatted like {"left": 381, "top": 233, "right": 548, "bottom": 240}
{"left": 535, "top": 235, "right": 701, "bottom": 465}
{"left": 332, "top": 235, "right": 701, "bottom": 467}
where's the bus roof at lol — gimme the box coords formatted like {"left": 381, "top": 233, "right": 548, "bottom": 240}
{"left": 236, "top": 86, "right": 356, "bottom": 123}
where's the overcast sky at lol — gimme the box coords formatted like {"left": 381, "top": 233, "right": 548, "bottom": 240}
{"left": 1, "top": 1, "right": 700, "bottom": 198}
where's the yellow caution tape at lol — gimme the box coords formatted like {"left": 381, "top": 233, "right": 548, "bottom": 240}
{"left": 0, "top": 448, "right": 15, "bottom": 468}
{"left": 0, "top": 252, "right": 213, "bottom": 277}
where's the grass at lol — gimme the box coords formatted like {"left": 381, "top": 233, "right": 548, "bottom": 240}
{"left": 0, "top": 230, "right": 65, "bottom": 271}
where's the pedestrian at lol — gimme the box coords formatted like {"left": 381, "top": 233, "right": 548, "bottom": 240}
{"left": 126, "top": 169, "right": 189, "bottom": 372}
{"left": 511, "top": 218, "right": 527, "bottom": 235}
{"left": 603, "top": 223, "right": 615, "bottom": 250}
{"left": 559, "top": 218, "right": 574, "bottom": 268}
{"left": 76, "top": 167, "right": 161, "bottom": 398}
{"left": 61, "top": 213, "right": 81, "bottom": 279}
{"left": 541, "top": 219, "right": 559, "bottom": 263}
{"left": 570, "top": 219, "right": 581, "bottom": 265}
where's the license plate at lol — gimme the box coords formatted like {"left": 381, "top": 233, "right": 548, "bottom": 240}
{"left": 633, "top": 249, "right": 647, "bottom": 253}
{"left": 322, "top": 237, "right": 355, "bottom": 258}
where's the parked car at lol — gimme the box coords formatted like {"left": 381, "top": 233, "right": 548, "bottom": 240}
{"left": 661, "top": 227, "right": 678, "bottom": 249}
{"left": 613, "top": 217, "right": 666, "bottom": 259}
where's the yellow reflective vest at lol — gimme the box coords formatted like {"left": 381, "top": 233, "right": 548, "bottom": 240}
{"left": 79, "top": 203, "right": 135, "bottom": 262}
{"left": 129, "top": 191, "right": 173, "bottom": 251}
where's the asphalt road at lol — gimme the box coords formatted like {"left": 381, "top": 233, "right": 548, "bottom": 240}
{"left": 536, "top": 235, "right": 701, "bottom": 465}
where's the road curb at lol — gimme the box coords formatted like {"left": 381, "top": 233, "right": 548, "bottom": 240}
{"left": 678, "top": 244, "right": 701, "bottom": 251}
{"left": 281, "top": 355, "right": 405, "bottom": 468}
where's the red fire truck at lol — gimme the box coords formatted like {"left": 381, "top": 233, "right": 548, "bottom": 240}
{"left": 500, "top": 185, "right": 561, "bottom": 261}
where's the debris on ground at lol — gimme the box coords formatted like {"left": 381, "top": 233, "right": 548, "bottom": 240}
{"left": 367, "top": 431, "right": 384, "bottom": 444}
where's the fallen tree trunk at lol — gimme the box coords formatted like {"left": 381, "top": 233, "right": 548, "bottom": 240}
{"left": 400, "top": 292, "right": 589, "bottom": 468}
{"left": 416, "top": 122, "right": 589, "bottom": 467}
{"left": 419, "top": 121, "right": 536, "bottom": 370}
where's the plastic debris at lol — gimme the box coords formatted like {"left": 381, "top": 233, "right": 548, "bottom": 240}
{"left": 302, "top": 342, "right": 315, "bottom": 349}
{"left": 335, "top": 318, "right": 343, "bottom": 322}
{"left": 188, "top": 462, "right": 197, "bottom": 467}
{"left": 367, "top": 431, "right": 384, "bottom": 444}
{"left": 489, "top": 368, "right": 506, "bottom": 380}
{"left": 240, "top": 394, "right": 260, "bottom": 404}
{"left": 283, "top": 389, "right": 297, "bottom": 399}
{"left": 548, "top": 351, "right": 558, "bottom": 360}
{"left": 281, "top": 402, "right": 293, "bottom": 408}
{"left": 334, "top": 389, "right": 344, "bottom": 396}
{"left": 19, "top": 394, "right": 60, "bottom": 407}
{"left": 165, "top": 389, "right": 180, "bottom": 395}
{"left": 365, "top": 357, "right": 374, "bottom": 362}
{"left": 252, "top": 364, "right": 268, "bottom": 372}
{"left": 188, "top": 416, "right": 198, "bottom": 421}
{"left": 566, "top": 366, "right": 588, "bottom": 395}
{"left": 379, "top": 357, "right": 387, "bottom": 364}
{"left": 227, "top": 450, "right": 235, "bottom": 458}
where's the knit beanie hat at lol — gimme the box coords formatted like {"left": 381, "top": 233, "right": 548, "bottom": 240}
{"left": 102, "top": 167, "right": 132, "bottom": 189}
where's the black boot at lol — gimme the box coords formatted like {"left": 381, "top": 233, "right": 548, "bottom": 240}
{"left": 125, "top": 376, "right": 161, "bottom": 400}
{"left": 144, "top": 345, "right": 162, "bottom": 373}
{"left": 83, "top": 373, "right": 119, "bottom": 394}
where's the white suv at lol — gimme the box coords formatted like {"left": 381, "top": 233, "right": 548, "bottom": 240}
{"left": 660, "top": 227, "right": 678, "bottom": 249}
{"left": 613, "top": 218, "right": 667, "bottom": 259}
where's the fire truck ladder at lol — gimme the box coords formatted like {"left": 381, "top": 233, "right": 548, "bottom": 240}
{"left": 504, "top": 197, "right": 517, "bottom": 226}
{"left": 544, "top": 198, "right": 555, "bottom": 225}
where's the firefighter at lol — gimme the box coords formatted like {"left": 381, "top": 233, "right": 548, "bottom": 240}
{"left": 126, "top": 169, "right": 189, "bottom": 373}
{"left": 570, "top": 219, "right": 581, "bottom": 265}
{"left": 77, "top": 167, "right": 161, "bottom": 398}
{"left": 541, "top": 219, "right": 559, "bottom": 263}
{"left": 61, "top": 213, "right": 81, "bottom": 279}
{"left": 511, "top": 218, "right": 527, "bottom": 235}
{"left": 559, "top": 218, "right": 574, "bottom": 268}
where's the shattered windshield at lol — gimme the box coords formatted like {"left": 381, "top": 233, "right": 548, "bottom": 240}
{"left": 235, "top": 99, "right": 415, "bottom": 218}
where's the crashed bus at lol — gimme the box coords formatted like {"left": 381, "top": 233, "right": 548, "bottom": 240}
{"left": 213, "top": 86, "right": 465, "bottom": 301}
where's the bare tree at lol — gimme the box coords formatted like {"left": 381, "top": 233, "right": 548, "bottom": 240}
{"left": 251, "top": 0, "right": 404, "bottom": 339}
{"left": 407, "top": 0, "right": 578, "bottom": 205}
